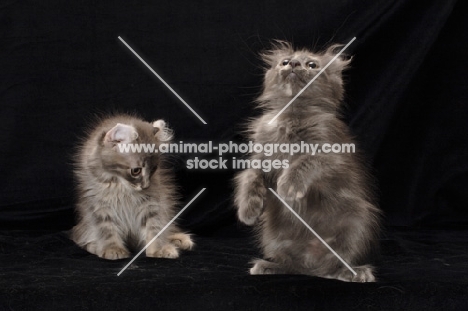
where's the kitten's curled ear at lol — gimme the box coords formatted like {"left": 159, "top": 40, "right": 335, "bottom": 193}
{"left": 260, "top": 40, "right": 294, "bottom": 68}
{"left": 324, "top": 44, "right": 352, "bottom": 74}
{"left": 104, "top": 123, "right": 138, "bottom": 146}
{"left": 152, "top": 120, "right": 173, "bottom": 142}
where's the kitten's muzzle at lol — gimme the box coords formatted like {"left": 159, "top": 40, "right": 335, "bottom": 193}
{"left": 140, "top": 178, "right": 151, "bottom": 190}
{"left": 286, "top": 69, "right": 307, "bottom": 84}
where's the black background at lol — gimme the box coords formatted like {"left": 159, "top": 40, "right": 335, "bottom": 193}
{"left": 1, "top": 0, "right": 467, "bottom": 309}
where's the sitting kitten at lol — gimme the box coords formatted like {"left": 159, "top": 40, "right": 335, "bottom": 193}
{"left": 72, "top": 114, "right": 193, "bottom": 260}
{"left": 235, "top": 42, "right": 380, "bottom": 282}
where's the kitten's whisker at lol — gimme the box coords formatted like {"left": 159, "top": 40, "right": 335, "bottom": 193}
{"left": 268, "top": 188, "right": 357, "bottom": 276}
{"left": 268, "top": 37, "right": 356, "bottom": 124}
{"left": 118, "top": 36, "right": 207, "bottom": 125}
{"left": 117, "top": 188, "right": 206, "bottom": 276}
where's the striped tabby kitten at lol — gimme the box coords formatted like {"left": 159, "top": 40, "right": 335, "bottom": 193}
{"left": 72, "top": 114, "right": 193, "bottom": 260}
{"left": 235, "top": 42, "right": 380, "bottom": 282}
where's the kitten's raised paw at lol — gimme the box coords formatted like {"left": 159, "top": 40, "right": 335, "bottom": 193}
{"left": 146, "top": 244, "right": 179, "bottom": 259}
{"left": 235, "top": 169, "right": 266, "bottom": 225}
{"left": 100, "top": 246, "right": 130, "bottom": 260}
{"left": 237, "top": 195, "right": 264, "bottom": 226}
{"left": 169, "top": 233, "right": 194, "bottom": 250}
{"left": 277, "top": 174, "right": 307, "bottom": 203}
{"left": 334, "top": 265, "right": 376, "bottom": 283}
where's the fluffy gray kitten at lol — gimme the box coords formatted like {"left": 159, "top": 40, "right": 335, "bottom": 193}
{"left": 72, "top": 114, "right": 193, "bottom": 260}
{"left": 235, "top": 42, "right": 380, "bottom": 282}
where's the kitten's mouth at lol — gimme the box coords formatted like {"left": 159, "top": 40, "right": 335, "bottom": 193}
{"left": 287, "top": 71, "right": 306, "bottom": 84}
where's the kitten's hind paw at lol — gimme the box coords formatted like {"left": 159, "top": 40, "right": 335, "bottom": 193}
{"left": 333, "top": 265, "right": 376, "bottom": 282}
{"left": 100, "top": 246, "right": 131, "bottom": 260}
{"left": 146, "top": 244, "right": 179, "bottom": 259}
{"left": 169, "top": 233, "right": 194, "bottom": 250}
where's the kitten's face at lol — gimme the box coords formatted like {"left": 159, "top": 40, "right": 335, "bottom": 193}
{"left": 272, "top": 51, "right": 322, "bottom": 93}
{"left": 97, "top": 119, "right": 172, "bottom": 191}
{"left": 101, "top": 148, "right": 159, "bottom": 191}
{"left": 260, "top": 42, "right": 350, "bottom": 103}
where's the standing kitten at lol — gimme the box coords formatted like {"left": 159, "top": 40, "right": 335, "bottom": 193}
{"left": 235, "top": 42, "right": 380, "bottom": 282}
{"left": 72, "top": 114, "right": 193, "bottom": 260}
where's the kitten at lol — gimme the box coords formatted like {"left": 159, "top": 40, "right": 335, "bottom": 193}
{"left": 72, "top": 114, "right": 193, "bottom": 260}
{"left": 234, "top": 42, "right": 380, "bottom": 282}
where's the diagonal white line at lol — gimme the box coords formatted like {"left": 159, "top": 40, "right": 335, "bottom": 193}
{"left": 268, "top": 188, "right": 357, "bottom": 276}
{"left": 118, "top": 36, "right": 207, "bottom": 125}
{"left": 117, "top": 188, "right": 206, "bottom": 276}
{"left": 268, "top": 37, "right": 356, "bottom": 124}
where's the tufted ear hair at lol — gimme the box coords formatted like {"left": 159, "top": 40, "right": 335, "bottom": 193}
{"left": 103, "top": 123, "right": 138, "bottom": 146}
{"left": 152, "top": 119, "right": 173, "bottom": 142}
{"left": 260, "top": 40, "right": 294, "bottom": 68}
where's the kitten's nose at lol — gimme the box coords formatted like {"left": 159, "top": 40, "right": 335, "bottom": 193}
{"left": 289, "top": 60, "right": 301, "bottom": 68}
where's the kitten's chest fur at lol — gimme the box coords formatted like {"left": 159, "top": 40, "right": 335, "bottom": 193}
{"left": 86, "top": 179, "right": 153, "bottom": 229}
{"left": 250, "top": 112, "right": 308, "bottom": 182}
{"left": 97, "top": 181, "right": 148, "bottom": 207}
{"left": 252, "top": 111, "right": 314, "bottom": 145}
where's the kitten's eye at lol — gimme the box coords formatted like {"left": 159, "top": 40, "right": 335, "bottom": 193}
{"left": 282, "top": 60, "right": 290, "bottom": 66}
{"left": 308, "top": 61, "right": 317, "bottom": 69}
{"left": 130, "top": 167, "right": 142, "bottom": 177}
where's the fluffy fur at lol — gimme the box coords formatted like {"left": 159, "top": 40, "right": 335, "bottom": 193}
{"left": 234, "top": 42, "right": 381, "bottom": 282}
{"left": 72, "top": 114, "right": 193, "bottom": 260}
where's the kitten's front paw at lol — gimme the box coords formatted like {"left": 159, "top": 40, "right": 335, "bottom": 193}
{"left": 85, "top": 242, "right": 98, "bottom": 255}
{"left": 146, "top": 244, "right": 179, "bottom": 259}
{"left": 277, "top": 174, "right": 307, "bottom": 203}
{"left": 237, "top": 195, "right": 264, "bottom": 226}
{"left": 99, "top": 246, "right": 130, "bottom": 260}
{"left": 169, "top": 233, "right": 194, "bottom": 250}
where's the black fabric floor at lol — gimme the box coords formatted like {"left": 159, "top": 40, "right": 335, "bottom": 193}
{"left": 1, "top": 228, "right": 467, "bottom": 310}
